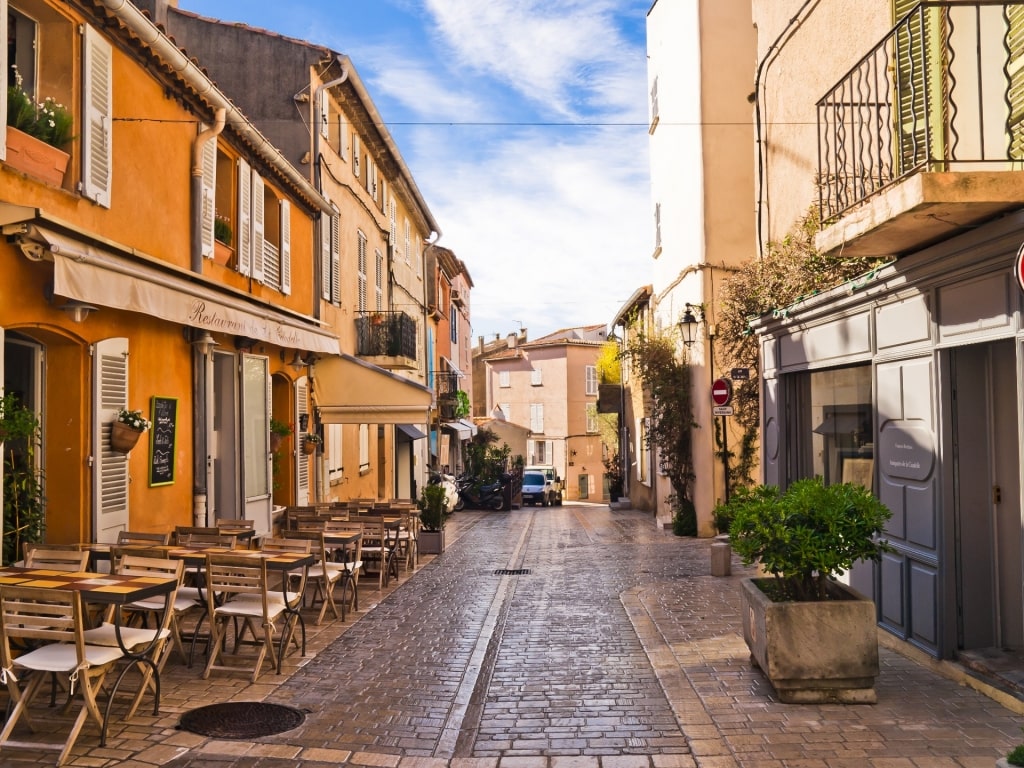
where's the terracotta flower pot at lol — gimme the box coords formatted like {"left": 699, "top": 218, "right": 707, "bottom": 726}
{"left": 5, "top": 126, "right": 70, "bottom": 186}
{"left": 303, "top": 440, "right": 317, "bottom": 455}
{"left": 111, "top": 421, "right": 144, "bottom": 453}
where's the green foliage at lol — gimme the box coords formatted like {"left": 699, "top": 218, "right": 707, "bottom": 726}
{"left": 726, "top": 477, "right": 892, "bottom": 601}
{"left": 716, "top": 210, "right": 891, "bottom": 495}
{"left": 454, "top": 390, "right": 471, "bottom": 419}
{"left": 214, "top": 217, "right": 233, "bottom": 246}
{"left": 270, "top": 419, "right": 292, "bottom": 437}
{"left": 7, "top": 67, "right": 74, "bottom": 149}
{"left": 1009, "top": 740, "right": 1024, "bottom": 766}
{"left": 618, "top": 328, "right": 698, "bottom": 516}
{"left": 1, "top": 394, "right": 45, "bottom": 564}
{"left": 464, "top": 432, "right": 512, "bottom": 486}
{"left": 595, "top": 341, "right": 621, "bottom": 385}
{"left": 418, "top": 483, "right": 450, "bottom": 531}
{"left": 602, "top": 452, "right": 624, "bottom": 498}
{"left": 670, "top": 495, "right": 697, "bottom": 536}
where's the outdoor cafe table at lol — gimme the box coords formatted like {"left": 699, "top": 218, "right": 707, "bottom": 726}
{"left": 0, "top": 565, "right": 178, "bottom": 745}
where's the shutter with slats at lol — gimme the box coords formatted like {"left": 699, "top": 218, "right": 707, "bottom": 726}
{"left": 330, "top": 214, "right": 341, "bottom": 305}
{"left": 237, "top": 158, "right": 252, "bottom": 276}
{"left": 353, "top": 135, "right": 361, "bottom": 177}
{"left": 357, "top": 231, "right": 367, "bottom": 312}
{"left": 200, "top": 136, "right": 217, "bottom": 259}
{"left": 0, "top": 0, "right": 7, "bottom": 162}
{"left": 320, "top": 210, "right": 332, "bottom": 300}
{"left": 92, "top": 337, "right": 129, "bottom": 543}
{"left": 1008, "top": 5, "right": 1024, "bottom": 159}
{"left": 82, "top": 25, "right": 113, "bottom": 207}
{"left": 893, "top": 0, "right": 946, "bottom": 172}
{"left": 252, "top": 172, "right": 266, "bottom": 283}
{"left": 375, "top": 249, "right": 384, "bottom": 311}
{"left": 296, "top": 377, "right": 310, "bottom": 505}
{"left": 280, "top": 199, "right": 291, "bottom": 294}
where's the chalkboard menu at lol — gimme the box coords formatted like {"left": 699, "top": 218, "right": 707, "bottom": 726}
{"left": 149, "top": 396, "right": 177, "bottom": 487}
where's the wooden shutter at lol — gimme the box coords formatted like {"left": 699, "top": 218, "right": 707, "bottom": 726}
{"left": 296, "top": 376, "right": 310, "bottom": 505}
{"left": 375, "top": 249, "right": 383, "bottom": 311}
{"left": 1008, "top": 5, "right": 1024, "bottom": 159}
{"left": 330, "top": 214, "right": 341, "bottom": 305}
{"left": 320, "top": 210, "right": 331, "bottom": 300}
{"left": 893, "top": 0, "right": 946, "bottom": 172}
{"left": 92, "top": 337, "right": 129, "bottom": 543}
{"left": 82, "top": 25, "right": 113, "bottom": 207}
{"left": 353, "top": 135, "right": 361, "bottom": 177}
{"left": 280, "top": 199, "right": 291, "bottom": 294}
{"left": 251, "top": 172, "right": 266, "bottom": 283}
{"left": 237, "top": 158, "right": 252, "bottom": 276}
{"left": 357, "top": 231, "right": 367, "bottom": 312}
{"left": 200, "top": 136, "right": 217, "bottom": 259}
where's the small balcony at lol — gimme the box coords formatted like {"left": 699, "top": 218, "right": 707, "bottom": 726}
{"left": 355, "top": 311, "right": 417, "bottom": 369}
{"left": 816, "top": 2, "right": 1024, "bottom": 257}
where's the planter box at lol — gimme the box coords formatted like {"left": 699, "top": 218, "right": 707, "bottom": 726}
{"left": 5, "top": 126, "right": 70, "bottom": 186}
{"left": 419, "top": 530, "right": 444, "bottom": 555}
{"left": 741, "top": 577, "right": 879, "bottom": 704}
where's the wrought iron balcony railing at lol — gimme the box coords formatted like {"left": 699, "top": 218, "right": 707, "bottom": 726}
{"left": 435, "top": 371, "right": 461, "bottom": 398}
{"left": 355, "top": 311, "right": 417, "bottom": 360}
{"left": 817, "top": 1, "right": 1024, "bottom": 223}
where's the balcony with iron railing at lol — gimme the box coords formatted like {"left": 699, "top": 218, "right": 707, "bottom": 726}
{"left": 355, "top": 311, "right": 417, "bottom": 369}
{"left": 815, "top": 1, "right": 1024, "bottom": 257}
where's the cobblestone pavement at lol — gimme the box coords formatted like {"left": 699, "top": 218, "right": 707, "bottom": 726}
{"left": 11, "top": 505, "right": 1024, "bottom": 768}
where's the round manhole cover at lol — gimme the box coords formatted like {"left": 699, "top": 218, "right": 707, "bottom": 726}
{"left": 178, "top": 701, "right": 307, "bottom": 740}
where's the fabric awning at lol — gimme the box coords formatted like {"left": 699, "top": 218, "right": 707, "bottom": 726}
{"left": 442, "top": 419, "right": 478, "bottom": 440}
{"left": 313, "top": 354, "right": 432, "bottom": 425}
{"left": 396, "top": 424, "right": 427, "bottom": 440}
{"left": 24, "top": 224, "right": 339, "bottom": 355}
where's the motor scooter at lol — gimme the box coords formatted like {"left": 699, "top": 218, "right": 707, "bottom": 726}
{"left": 457, "top": 473, "right": 509, "bottom": 511}
{"left": 428, "top": 471, "right": 460, "bottom": 511}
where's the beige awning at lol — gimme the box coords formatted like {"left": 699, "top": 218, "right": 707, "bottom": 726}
{"left": 313, "top": 355, "right": 432, "bottom": 425}
{"left": 22, "top": 224, "right": 339, "bottom": 356}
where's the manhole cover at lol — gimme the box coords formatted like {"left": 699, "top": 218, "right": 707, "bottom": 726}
{"left": 178, "top": 701, "right": 306, "bottom": 739}
{"left": 494, "top": 568, "right": 530, "bottom": 575}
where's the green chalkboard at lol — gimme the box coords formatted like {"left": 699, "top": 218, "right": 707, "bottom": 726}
{"left": 149, "top": 396, "right": 177, "bottom": 487}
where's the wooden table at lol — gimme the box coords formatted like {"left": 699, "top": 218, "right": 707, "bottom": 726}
{"left": 0, "top": 565, "right": 178, "bottom": 745}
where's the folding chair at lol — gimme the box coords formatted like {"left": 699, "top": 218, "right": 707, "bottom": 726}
{"left": 202, "top": 553, "right": 306, "bottom": 683}
{"left": 0, "top": 586, "right": 125, "bottom": 766}
{"left": 116, "top": 530, "right": 170, "bottom": 546}
{"left": 22, "top": 546, "right": 89, "bottom": 572}
{"left": 81, "top": 556, "right": 183, "bottom": 719}
{"left": 357, "top": 518, "right": 400, "bottom": 589}
{"left": 281, "top": 529, "right": 360, "bottom": 623}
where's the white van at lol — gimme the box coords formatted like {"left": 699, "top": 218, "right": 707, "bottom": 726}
{"left": 524, "top": 465, "right": 562, "bottom": 505}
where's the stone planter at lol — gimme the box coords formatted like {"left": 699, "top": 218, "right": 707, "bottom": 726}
{"left": 419, "top": 529, "right": 444, "bottom": 555}
{"left": 5, "top": 126, "right": 70, "bottom": 186}
{"left": 740, "top": 577, "right": 879, "bottom": 704}
{"left": 110, "top": 421, "right": 144, "bottom": 454}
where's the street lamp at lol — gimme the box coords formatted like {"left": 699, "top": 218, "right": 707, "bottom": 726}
{"left": 678, "top": 303, "right": 700, "bottom": 347}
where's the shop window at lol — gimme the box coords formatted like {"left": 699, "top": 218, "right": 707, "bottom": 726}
{"left": 785, "top": 364, "right": 873, "bottom": 489}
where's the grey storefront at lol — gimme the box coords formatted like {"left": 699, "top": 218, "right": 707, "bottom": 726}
{"left": 753, "top": 211, "right": 1024, "bottom": 661}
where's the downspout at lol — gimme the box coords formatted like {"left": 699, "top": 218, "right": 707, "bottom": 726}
{"left": 754, "top": 0, "right": 817, "bottom": 257}
{"left": 191, "top": 108, "right": 225, "bottom": 273}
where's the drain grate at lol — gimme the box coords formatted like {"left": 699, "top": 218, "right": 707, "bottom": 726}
{"left": 494, "top": 568, "right": 530, "bottom": 575}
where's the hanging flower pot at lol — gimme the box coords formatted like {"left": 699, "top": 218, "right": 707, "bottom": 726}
{"left": 303, "top": 439, "right": 317, "bottom": 455}
{"left": 111, "top": 421, "right": 144, "bottom": 453}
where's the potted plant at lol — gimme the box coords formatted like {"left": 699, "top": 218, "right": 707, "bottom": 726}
{"left": 213, "top": 215, "right": 234, "bottom": 266}
{"left": 603, "top": 451, "right": 624, "bottom": 504}
{"left": 1001, "top": 734, "right": 1024, "bottom": 768}
{"left": 724, "top": 476, "right": 892, "bottom": 704}
{"left": 269, "top": 419, "right": 291, "bottom": 453}
{"left": 111, "top": 408, "right": 151, "bottom": 454}
{"left": 417, "top": 482, "right": 450, "bottom": 555}
{"left": 302, "top": 433, "right": 322, "bottom": 455}
{"left": 6, "top": 65, "right": 74, "bottom": 185}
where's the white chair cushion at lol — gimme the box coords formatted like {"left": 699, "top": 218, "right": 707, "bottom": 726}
{"left": 129, "top": 594, "right": 200, "bottom": 612}
{"left": 15, "top": 642, "right": 123, "bottom": 672}
{"left": 82, "top": 622, "right": 170, "bottom": 649}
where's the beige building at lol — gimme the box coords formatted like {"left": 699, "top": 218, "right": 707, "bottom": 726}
{"left": 484, "top": 325, "right": 609, "bottom": 501}
{"left": 751, "top": 0, "right": 1024, "bottom": 666}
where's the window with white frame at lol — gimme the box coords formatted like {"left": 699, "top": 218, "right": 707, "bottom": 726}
{"left": 499, "top": 402, "right": 511, "bottom": 421}
{"left": 585, "top": 365, "right": 598, "bottom": 396}
{"left": 499, "top": 370, "right": 510, "bottom": 388}
{"left": 359, "top": 423, "right": 370, "bottom": 472}
{"left": 531, "top": 368, "right": 543, "bottom": 386}
{"left": 529, "top": 439, "right": 548, "bottom": 465}
{"left": 357, "top": 231, "right": 367, "bottom": 313}
{"left": 586, "top": 403, "right": 598, "bottom": 433}
{"left": 327, "top": 423, "right": 344, "bottom": 483}
{"left": 320, "top": 208, "right": 340, "bottom": 304}
{"left": 530, "top": 403, "right": 544, "bottom": 434}
{"left": 318, "top": 87, "right": 347, "bottom": 160}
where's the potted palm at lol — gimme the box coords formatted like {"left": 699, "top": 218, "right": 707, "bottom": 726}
{"left": 723, "top": 477, "right": 892, "bottom": 703}
{"left": 417, "top": 482, "right": 450, "bottom": 555}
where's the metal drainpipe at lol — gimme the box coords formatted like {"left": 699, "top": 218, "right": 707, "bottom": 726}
{"left": 190, "top": 108, "right": 225, "bottom": 524}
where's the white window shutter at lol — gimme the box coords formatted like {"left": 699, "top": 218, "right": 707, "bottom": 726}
{"left": 389, "top": 197, "right": 397, "bottom": 247}
{"left": 0, "top": 0, "right": 7, "bottom": 162}
{"left": 357, "top": 231, "right": 367, "bottom": 313}
{"left": 353, "top": 135, "right": 361, "bottom": 177}
{"left": 200, "top": 135, "right": 217, "bottom": 259}
{"left": 339, "top": 114, "right": 348, "bottom": 160}
{"left": 280, "top": 198, "right": 291, "bottom": 294}
{"left": 82, "top": 25, "right": 113, "bottom": 208}
{"left": 92, "top": 337, "right": 130, "bottom": 543}
{"left": 252, "top": 172, "right": 266, "bottom": 283}
{"left": 296, "top": 376, "right": 310, "bottom": 504}
{"left": 237, "top": 158, "right": 252, "bottom": 276}
{"left": 320, "top": 210, "right": 331, "bottom": 300}
{"left": 330, "top": 214, "right": 341, "bottom": 305}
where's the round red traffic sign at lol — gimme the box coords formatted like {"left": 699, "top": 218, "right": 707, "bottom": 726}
{"left": 711, "top": 377, "right": 732, "bottom": 406}
{"left": 1015, "top": 242, "right": 1024, "bottom": 294}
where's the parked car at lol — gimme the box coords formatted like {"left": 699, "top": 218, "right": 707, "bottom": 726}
{"left": 525, "top": 465, "right": 562, "bottom": 505}
{"left": 522, "top": 471, "right": 557, "bottom": 507}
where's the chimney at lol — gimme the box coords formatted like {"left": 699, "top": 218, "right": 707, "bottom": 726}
{"left": 507, "top": 333, "right": 517, "bottom": 349}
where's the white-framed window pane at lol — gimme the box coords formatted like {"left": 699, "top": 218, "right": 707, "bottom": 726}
{"left": 328, "top": 423, "right": 343, "bottom": 482}
{"left": 359, "top": 423, "right": 370, "bottom": 470}
{"left": 530, "top": 403, "right": 544, "bottom": 434}
{"left": 586, "top": 403, "right": 598, "bottom": 433}
{"left": 499, "top": 370, "right": 510, "bottom": 388}
{"left": 242, "top": 355, "right": 269, "bottom": 499}
{"left": 585, "top": 365, "right": 598, "bottom": 396}
{"left": 531, "top": 369, "right": 542, "bottom": 386}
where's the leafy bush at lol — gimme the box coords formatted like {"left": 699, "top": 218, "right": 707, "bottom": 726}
{"left": 670, "top": 494, "right": 697, "bottom": 537}
{"left": 418, "top": 483, "right": 450, "bottom": 532}
{"left": 1, "top": 395, "right": 45, "bottom": 564}
{"left": 1011, "top": 744, "right": 1024, "bottom": 767}
{"left": 726, "top": 477, "right": 892, "bottom": 601}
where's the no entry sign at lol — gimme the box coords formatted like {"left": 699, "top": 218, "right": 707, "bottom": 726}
{"left": 1015, "top": 242, "right": 1024, "bottom": 294}
{"left": 711, "top": 377, "right": 733, "bottom": 407}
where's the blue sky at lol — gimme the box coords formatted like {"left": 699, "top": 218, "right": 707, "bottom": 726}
{"left": 183, "top": 0, "right": 654, "bottom": 341}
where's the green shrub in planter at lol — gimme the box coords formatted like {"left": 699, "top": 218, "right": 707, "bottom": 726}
{"left": 727, "top": 477, "right": 892, "bottom": 602}
{"left": 1010, "top": 743, "right": 1024, "bottom": 767}
{"left": 418, "top": 483, "right": 450, "bottom": 532}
